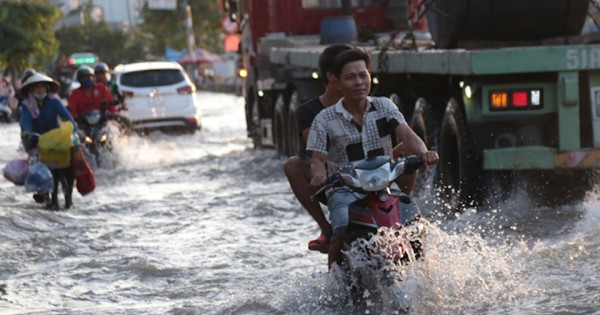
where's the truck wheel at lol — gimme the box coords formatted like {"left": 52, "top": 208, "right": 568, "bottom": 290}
{"left": 287, "top": 92, "right": 303, "bottom": 157}
{"left": 273, "top": 94, "right": 287, "bottom": 156}
{"left": 389, "top": 93, "right": 406, "bottom": 117}
{"left": 410, "top": 98, "right": 438, "bottom": 150}
{"left": 409, "top": 98, "right": 439, "bottom": 198}
{"left": 439, "top": 98, "right": 481, "bottom": 211}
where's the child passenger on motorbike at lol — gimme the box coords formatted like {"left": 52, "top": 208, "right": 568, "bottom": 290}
{"left": 68, "top": 65, "right": 118, "bottom": 121}
{"left": 306, "top": 48, "right": 439, "bottom": 270}
{"left": 19, "top": 72, "right": 78, "bottom": 203}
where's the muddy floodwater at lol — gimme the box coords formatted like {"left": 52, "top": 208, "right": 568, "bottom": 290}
{"left": 1, "top": 91, "right": 599, "bottom": 314}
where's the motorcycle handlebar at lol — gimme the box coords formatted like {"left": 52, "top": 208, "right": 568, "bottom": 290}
{"left": 402, "top": 155, "right": 422, "bottom": 175}
{"left": 309, "top": 155, "right": 423, "bottom": 200}
{"left": 310, "top": 174, "right": 341, "bottom": 201}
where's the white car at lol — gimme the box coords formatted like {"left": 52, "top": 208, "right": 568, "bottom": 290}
{"left": 115, "top": 61, "right": 202, "bottom": 134}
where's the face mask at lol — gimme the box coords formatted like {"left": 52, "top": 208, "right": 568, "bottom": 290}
{"left": 33, "top": 92, "right": 47, "bottom": 100}
{"left": 80, "top": 78, "right": 94, "bottom": 88}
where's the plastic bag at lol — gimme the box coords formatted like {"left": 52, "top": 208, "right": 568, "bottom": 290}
{"left": 75, "top": 159, "right": 96, "bottom": 196}
{"left": 38, "top": 121, "right": 74, "bottom": 168}
{"left": 71, "top": 146, "right": 87, "bottom": 177}
{"left": 25, "top": 162, "right": 54, "bottom": 193}
{"left": 3, "top": 159, "right": 29, "bottom": 185}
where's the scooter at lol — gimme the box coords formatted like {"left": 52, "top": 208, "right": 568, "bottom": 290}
{"left": 76, "top": 108, "right": 112, "bottom": 164}
{"left": 312, "top": 155, "right": 426, "bottom": 271}
{"left": 76, "top": 100, "right": 130, "bottom": 166}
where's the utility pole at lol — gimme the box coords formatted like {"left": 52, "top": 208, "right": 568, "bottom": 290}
{"left": 183, "top": 0, "right": 198, "bottom": 83}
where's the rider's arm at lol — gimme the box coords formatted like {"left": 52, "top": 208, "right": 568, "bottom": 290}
{"left": 111, "top": 82, "right": 124, "bottom": 103}
{"left": 306, "top": 110, "right": 329, "bottom": 187}
{"left": 99, "top": 85, "right": 118, "bottom": 112}
{"left": 310, "top": 151, "right": 328, "bottom": 188}
{"left": 20, "top": 106, "right": 33, "bottom": 133}
{"left": 55, "top": 99, "right": 78, "bottom": 132}
{"left": 392, "top": 142, "right": 411, "bottom": 160}
{"left": 394, "top": 123, "right": 438, "bottom": 168}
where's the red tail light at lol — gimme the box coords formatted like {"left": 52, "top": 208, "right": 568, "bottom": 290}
{"left": 177, "top": 85, "right": 196, "bottom": 94}
{"left": 512, "top": 91, "right": 528, "bottom": 107}
{"left": 122, "top": 90, "right": 134, "bottom": 98}
{"left": 186, "top": 117, "right": 197, "bottom": 123}
{"left": 490, "top": 88, "right": 543, "bottom": 110}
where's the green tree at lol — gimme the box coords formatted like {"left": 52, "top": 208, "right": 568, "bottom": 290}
{"left": 0, "top": 0, "right": 60, "bottom": 78}
{"left": 140, "top": 0, "right": 224, "bottom": 56}
{"left": 55, "top": 21, "right": 147, "bottom": 68}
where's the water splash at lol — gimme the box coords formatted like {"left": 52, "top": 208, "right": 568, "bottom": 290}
{"left": 317, "top": 220, "right": 533, "bottom": 314}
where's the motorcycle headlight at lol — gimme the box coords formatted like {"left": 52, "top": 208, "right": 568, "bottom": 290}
{"left": 99, "top": 134, "right": 108, "bottom": 143}
{"left": 84, "top": 111, "right": 101, "bottom": 125}
{"left": 356, "top": 165, "right": 391, "bottom": 191}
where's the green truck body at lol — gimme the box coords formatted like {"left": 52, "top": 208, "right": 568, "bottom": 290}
{"left": 229, "top": 0, "right": 599, "bottom": 209}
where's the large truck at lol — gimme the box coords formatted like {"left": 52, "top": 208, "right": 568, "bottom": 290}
{"left": 225, "top": 0, "right": 600, "bottom": 209}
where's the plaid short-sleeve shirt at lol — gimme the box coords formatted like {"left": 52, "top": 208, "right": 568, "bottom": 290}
{"left": 306, "top": 96, "right": 406, "bottom": 174}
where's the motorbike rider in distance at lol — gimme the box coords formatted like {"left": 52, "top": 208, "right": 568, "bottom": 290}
{"left": 94, "top": 62, "right": 124, "bottom": 108}
{"left": 68, "top": 65, "right": 119, "bottom": 121}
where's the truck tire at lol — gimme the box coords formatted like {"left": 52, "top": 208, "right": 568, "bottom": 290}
{"left": 389, "top": 93, "right": 406, "bottom": 117}
{"left": 409, "top": 98, "right": 440, "bottom": 199}
{"left": 410, "top": 98, "right": 438, "bottom": 150}
{"left": 439, "top": 98, "right": 482, "bottom": 211}
{"left": 287, "top": 92, "right": 303, "bottom": 157}
{"left": 273, "top": 94, "right": 287, "bottom": 156}
{"left": 426, "top": 0, "right": 589, "bottom": 48}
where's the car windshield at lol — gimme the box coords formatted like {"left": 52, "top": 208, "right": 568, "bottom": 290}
{"left": 120, "top": 69, "right": 185, "bottom": 87}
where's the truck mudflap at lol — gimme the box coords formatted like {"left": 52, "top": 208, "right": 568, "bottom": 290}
{"left": 484, "top": 146, "right": 600, "bottom": 170}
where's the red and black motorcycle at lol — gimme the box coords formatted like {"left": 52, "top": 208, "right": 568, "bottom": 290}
{"left": 312, "top": 155, "right": 426, "bottom": 269}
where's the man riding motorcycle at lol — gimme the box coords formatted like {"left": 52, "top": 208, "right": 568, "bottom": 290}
{"left": 306, "top": 48, "right": 439, "bottom": 270}
{"left": 68, "top": 65, "right": 119, "bottom": 120}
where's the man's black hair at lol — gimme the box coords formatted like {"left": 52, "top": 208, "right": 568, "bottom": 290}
{"left": 318, "top": 44, "right": 353, "bottom": 85}
{"left": 330, "top": 48, "right": 372, "bottom": 79}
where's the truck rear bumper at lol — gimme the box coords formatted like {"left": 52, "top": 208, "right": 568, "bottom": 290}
{"left": 483, "top": 146, "right": 600, "bottom": 170}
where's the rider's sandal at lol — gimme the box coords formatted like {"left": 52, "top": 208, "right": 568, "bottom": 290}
{"left": 308, "top": 234, "right": 330, "bottom": 254}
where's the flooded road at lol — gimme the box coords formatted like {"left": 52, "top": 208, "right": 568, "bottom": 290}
{"left": 1, "top": 91, "right": 599, "bottom": 314}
